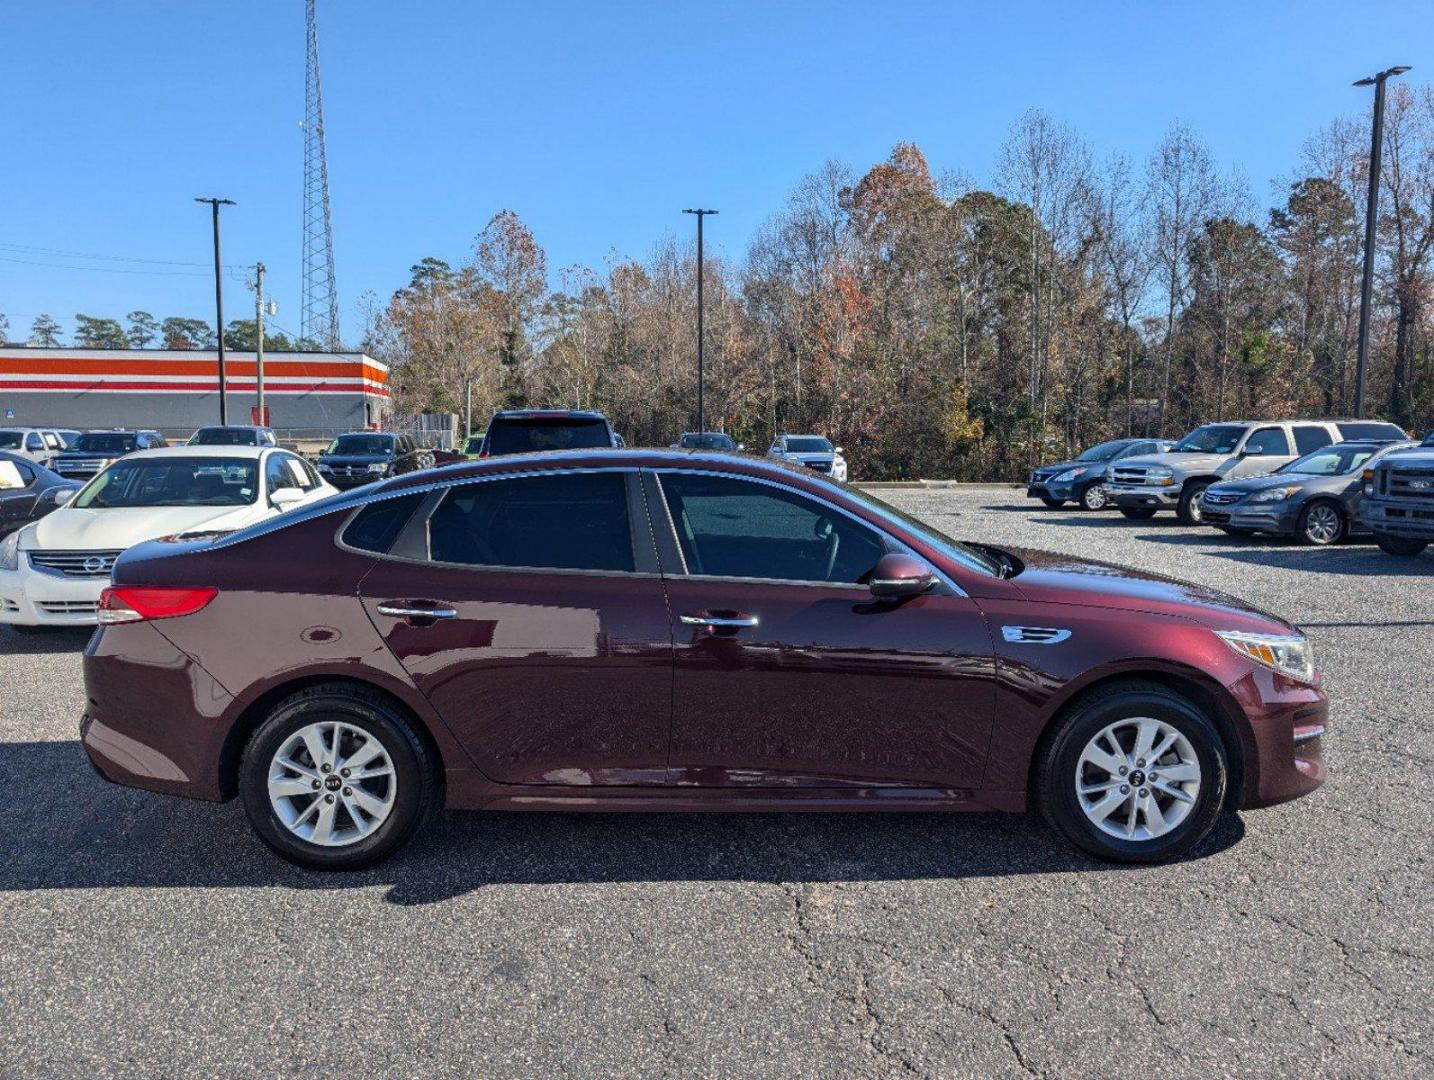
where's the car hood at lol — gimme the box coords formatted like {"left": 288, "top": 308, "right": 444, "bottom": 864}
{"left": 1117, "top": 451, "right": 1231, "bottom": 473}
{"left": 1005, "top": 546, "right": 1295, "bottom": 632}
{"left": 1207, "top": 472, "right": 1321, "bottom": 495}
{"left": 319, "top": 454, "right": 391, "bottom": 467}
{"left": 25, "top": 504, "right": 267, "bottom": 551}
{"left": 1034, "top": 459, "right": 1104, "bottom": 475}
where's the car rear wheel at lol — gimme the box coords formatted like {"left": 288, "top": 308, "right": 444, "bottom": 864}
{"left": 1035, "top": 681, "right": 1227, "bottom": 863}
{"left": 1375, "top": 533, "right": 1428, "bottom": 557}
{"left": 1040, "top": 497, "right": 1065, "bottom": 508}
{"left": 1119, "top": 506, "right": 1157, "bottom": 520}
{"left": 1078, "top": 483, "right": 1109, "bottom": 511}
{"left": 1176, "top": 482, "right": 1210, "bottom": 525}
{"left": 1297, "top": 501, "right": 1345, "bottom": 546}
{"left": 240, "top": 684, "right": 438, "bottom": 871}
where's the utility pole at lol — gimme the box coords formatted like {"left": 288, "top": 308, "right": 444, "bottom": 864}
{"left": 683, "top": 208, "right": 718, "bottom": 433}
{"left": 195, "top": 197, "right": 235, "bottom": 424}
{"left": 1352, "top": 65, "right": 1410, "bottom": 418}
{"left": 250, "top": 263, "right": 268, "bottom": 425}
{"left": 464, "top": 377, "right": 474, "bottom": 440}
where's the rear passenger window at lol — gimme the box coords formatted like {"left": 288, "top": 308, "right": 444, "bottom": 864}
{"left": 343, "top": 492, "right": 425, "bottom": 554}
{"left": 1292, "top": 426, "right": 1334, "bottom": 454}
{"left": 428, "top": 472, "right": 634, "bottom": 572}
{"left": 1337, "top": 421, "right": 1406, "bottom": 441}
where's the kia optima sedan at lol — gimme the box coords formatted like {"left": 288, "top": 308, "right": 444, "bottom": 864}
{"left": 81, "top": 450, "right": 1326, "bottom": 871}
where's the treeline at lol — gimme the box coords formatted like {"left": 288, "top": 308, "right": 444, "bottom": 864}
{"left": 11, "top": 311, "right": 298, "bottom": 353}
{"left": 368, "top": 86, "right": 1434, "bottom": 479}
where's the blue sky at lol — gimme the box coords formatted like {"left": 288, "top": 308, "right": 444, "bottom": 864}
{"left": 0, "top": 0, "right": 1426, "bottom": 345}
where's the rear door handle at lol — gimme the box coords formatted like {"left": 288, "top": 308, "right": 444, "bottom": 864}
{"left": 679, "top": 613, "right": 759, "bottom": 628}
{"left": 376, "top": 603, "right": 458, "bottom": 620}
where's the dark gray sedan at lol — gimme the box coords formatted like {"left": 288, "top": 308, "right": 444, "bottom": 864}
{"left": 1027, "top": 438, "right": 1173, "bottom": 511}
{"left": 0, "top": 451, "right": 81, "bottom": 536}
{"left": 1199, "top": 440, "right": 1414, "bottom": 545}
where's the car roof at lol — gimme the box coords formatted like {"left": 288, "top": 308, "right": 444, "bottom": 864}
{"left": 119, "top": 444, "right": 271, "bottom": 461}
{"left": 490, "top": 409, "right": 609, "bottom": 421}
{"left": 195, "top": 424, "right": 271, "bottom": 432}
{"left": 381, "top": 447, "right": 825, "bottom": 493}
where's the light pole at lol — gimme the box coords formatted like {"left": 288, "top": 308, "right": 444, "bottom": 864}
{"left": 683, "top": 208, "right": 718, "bottom": 433}
{"left": 195, "top": 197, "right": 236, "bottom": 424}
{"left": 1351, "top": 65, "right": 1409, "bottom": 418}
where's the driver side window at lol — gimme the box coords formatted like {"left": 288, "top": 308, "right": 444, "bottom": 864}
{"left": 658, "top": 472, "right": 886, "bottom": 585}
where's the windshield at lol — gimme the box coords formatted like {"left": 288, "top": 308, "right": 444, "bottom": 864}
{"left": 680, "top": 433, "right": 736, "bottom": 450}
{"left": 74, "top": 457, "right": 259, "bottom": 509}
{"left": 784, "top": 437, "right": 833, "bottom": 453}
{"left": 0, "top": 432, "right": 24, "bottom": 450}
{"left": 191, "top": 427, "right": 259, "bottom": 446}
{"left": 1076, "top": 440, "right": 1128, "bottom": 462}
{"left": 1171, "top": 425, "right": 1246, "bottom": 454}
{"left": 327, "top": 434, "right": 395, "bottom": 456}
{"left": 1281, "top": 445, "right": 1383, "bottom": 476}
{"left": 463, "top": 435, "right": 484, "bottom": 453}
{"left": 72, "top": 433, "right": 138, "bottom": 454}
{"left": 485, "top": 417, "right": 612, "bottom": 454}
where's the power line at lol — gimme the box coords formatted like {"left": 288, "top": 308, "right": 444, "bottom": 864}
{"left": 0, "top": 254, "right": 250, "bottom": 279}
{"left": 0, "top": 241, "right": 221, "bottom": 268}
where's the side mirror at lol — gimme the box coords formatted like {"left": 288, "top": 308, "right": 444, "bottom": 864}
{"left": 1241, "top": 446, "right": 1265, "bottom": 456}
{"left": 868, "top": 553, "right": 937, "bottom": 599}
{"left": 270, "top": 487, "right": 305, "bottom": 510}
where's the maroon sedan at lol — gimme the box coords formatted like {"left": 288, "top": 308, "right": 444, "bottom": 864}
{"left": 80, "top": 450, "right": 1326, "bottom": 870}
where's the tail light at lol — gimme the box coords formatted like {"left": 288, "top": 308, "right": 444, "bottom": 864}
{"left": 98, "top": 586, "right": 218, "bottom": 625}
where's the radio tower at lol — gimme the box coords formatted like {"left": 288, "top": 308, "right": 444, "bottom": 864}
{"left": 301, "top": 0, "right": 339, "bottom": 349}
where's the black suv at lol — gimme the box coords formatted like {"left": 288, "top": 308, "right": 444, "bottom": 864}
{"left": 1359, "top": 430, "right": 1434, "bottom": 556}
{"left": 317, "top": 432, "right": 434, "bottom": 490}
{"left": 51, "top": 429, "right": 167, "bottom": 480}
{"left": 477, "top": 410, "right": 619, "bottom": 457}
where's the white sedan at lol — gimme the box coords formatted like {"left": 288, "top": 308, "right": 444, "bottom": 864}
{"left": 0, "top": 445, "right": 337, "bottom": 628}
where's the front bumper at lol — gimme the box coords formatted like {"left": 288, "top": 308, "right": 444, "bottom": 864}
{"left": 1028, "top": 480, "right": 1079, "bottom": 501}
{"left": 0, "top": 564, "right": 106, "bottom": 626}
{"left": 1228, "top": 667, "right": 1328, "bottom": 809}
{"left": 1107, "top": 485, "right": 1179, "bottom": 509}
{"left": 1360, "top": 498, "right": 1434, "bottom": 540}
{"left": 319, "top": 470, "right": 385, "bottom": 490}
{"left": 1200, "top": 501, "right": 1299, "bottom": 534}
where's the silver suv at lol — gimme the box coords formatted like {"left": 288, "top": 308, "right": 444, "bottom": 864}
{"left": 767, "top": 434, "right": 848, "bottom": 481}
{"left": 0, "top": 428, "right": 69, "bottom": 467}
{"left": 1106, "top": 419, "right": 1407, "bottom": 524}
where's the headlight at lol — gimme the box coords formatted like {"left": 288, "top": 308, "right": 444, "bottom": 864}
{"left": 366, "top": 463, "right": 387, "bottom": 473}
{"left": 0, "top": 531, "right": 20, "bottom": 572}
{"left": 1215, "top": 629, "right": 1316, "bottom": 683}
{"left": 1249, "top": 485, "right": 1301, "bottom": 503}
{"left": 1146, "top": 466, "right": 1173, "bottom": 479}
{"left": 317, "top": 462, "right": 332, "bottom": 471}
{"left": 1054, "top": 467, "right": 1088, "bottom": 482}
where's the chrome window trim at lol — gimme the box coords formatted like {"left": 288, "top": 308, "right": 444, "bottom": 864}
{"left": 650, "top": 466, "right": 967, "bottom": 597}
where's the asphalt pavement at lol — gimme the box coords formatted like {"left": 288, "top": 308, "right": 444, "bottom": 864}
{"left": 0, "top": 489, "right": 1428, "bottom": 1078}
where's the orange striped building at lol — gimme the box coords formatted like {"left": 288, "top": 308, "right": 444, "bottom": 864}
{"left": 0, "top": 348, "right": 390, "bottom": 436}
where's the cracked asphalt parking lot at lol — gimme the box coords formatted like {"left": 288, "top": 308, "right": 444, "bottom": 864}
{"left": 0, "top": 487, "right": 1429, "bottom": 1078}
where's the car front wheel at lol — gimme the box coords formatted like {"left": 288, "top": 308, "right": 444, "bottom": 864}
{"left": 1078, "top": 483, "right": 1109, "bottom": 511}
{"left": 1298, "top": 501, "right": 1345, "bottom": 546}
{"left": 1035, "top": 681, "right": 1227, "bottom": 863}
{"left": 1375, "top": 533, "right": 1428, "bottom": 557}
{"left": 240, "top": 684, "right": 438, "bottom": 871}
{"left": 1176, "top": 482, "right": 1210, "bottom": 525}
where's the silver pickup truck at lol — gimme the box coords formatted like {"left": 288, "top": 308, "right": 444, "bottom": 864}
{"left": 1105, "top": 419, "right": 1408, "bottom": 524}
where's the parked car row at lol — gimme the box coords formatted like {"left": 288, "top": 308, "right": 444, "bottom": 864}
{"left": 1029, "top": 416, "right": 1430, "bottom": 559}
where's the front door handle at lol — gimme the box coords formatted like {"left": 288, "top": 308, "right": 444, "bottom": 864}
{"left": 679, "top": 612, "right": 759, "bottom": 628}
{"left": 376, "top": 603, "right": 458, "bottom": 621}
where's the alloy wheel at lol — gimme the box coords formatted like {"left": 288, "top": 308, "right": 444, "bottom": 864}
{"left": 1081, "top": 485, "right": 1109, "bottom": 511}
{"left": 1303, "top": 504, "right": 1341, "bottom": 545}
{"left": 1075, "top": 717, "right": 1201, "bottom": 842}
{"left": 267, "top": 721, "right": 397, "bottom": 847}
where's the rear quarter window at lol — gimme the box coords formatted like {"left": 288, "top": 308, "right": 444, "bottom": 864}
{"left": 1337, "top": 421, "right": 1407, "bottom": 441}
{"left": 341, "top": 492, "right": 426, "bottom": 554}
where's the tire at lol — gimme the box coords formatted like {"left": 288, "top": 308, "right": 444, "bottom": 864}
{"left": 1119, "top": 506, "right": 1157, "bottom": 520}
{"left": 240, "top": 684, "right": 439, "bottom": 871}
{"left": 1176, "top": 482, "right": 1210, "bottom": 526}
{"left": 1034, "top": 681, "right": 1228, "bottom": 864}
{"left": 1375, "top": 533, "right": 1428, "bottom": 557}
{"left": 1297, "top": 500, "right": 1345, "bottom": 546}
{"left": 1078, "top": 483, "right": 1110, "bottom": 511}
{"left": 1040, "top": 497, "right": 1065, "bottom": 508}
